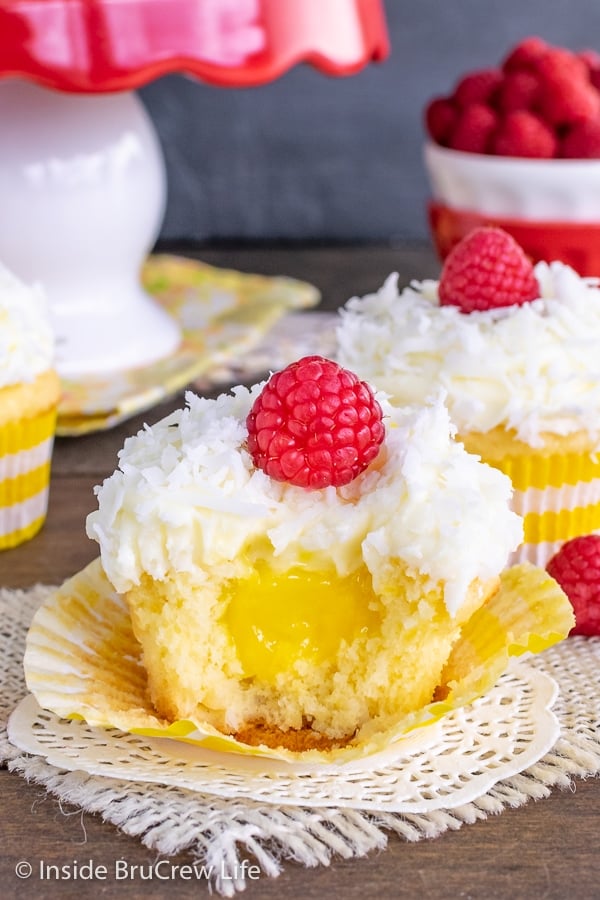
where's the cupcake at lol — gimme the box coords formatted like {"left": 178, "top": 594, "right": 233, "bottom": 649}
{"left": 0, "top": 263, "right": 59, "bottom": 550}
{"left": 424, "top": 37, "right": 600, "bottom": 276}
{"left": 336, "top": 227, "right": 600, "bottom": 567}
{"left": 85, "top": 356, "right": 525, "bottom": 754}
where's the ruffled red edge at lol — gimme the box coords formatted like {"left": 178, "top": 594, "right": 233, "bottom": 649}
{"left": 0, "top": 0, "right": 389, "bottom": 93}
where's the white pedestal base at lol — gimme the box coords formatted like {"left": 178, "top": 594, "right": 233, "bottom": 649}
{"left": 0, "top": 81, "right": 180, "bottom": 378}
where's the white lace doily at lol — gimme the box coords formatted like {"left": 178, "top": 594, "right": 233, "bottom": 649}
{"left": 7, "top": 662, "right": 559, "bottom": 814}
{"left": 3, "top": 583, "right": 600, "bottom": 897}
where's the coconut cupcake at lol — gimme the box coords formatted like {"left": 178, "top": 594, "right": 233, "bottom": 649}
{"left": 0, "top": 263, "right": 60, "bottom": 549}
{"left": 337, "top": 227, "right": 600, "bottom": 566}
{"left": 85, "top": 355, "right": 527, "bottom": 754}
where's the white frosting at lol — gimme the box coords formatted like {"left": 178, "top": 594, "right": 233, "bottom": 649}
{"left": 336, "top": 261, "right": 600, "bottom": 448}
{"left": 86, "top": 386, "right": 523, "bottom": 617}
{"left": 0, "top": 263, "right": 54, "bottom": 387}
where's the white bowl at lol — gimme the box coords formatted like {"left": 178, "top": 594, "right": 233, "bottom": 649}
{"left": 424, "top": 141, "right": 600, "bottom": 222}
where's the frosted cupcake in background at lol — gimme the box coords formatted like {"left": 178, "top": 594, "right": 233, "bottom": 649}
{"left": 336, "top": 227, "right": 600, "bottom": 566}
{"left": 0, "top": 263, "right": 60, "bottom": 549}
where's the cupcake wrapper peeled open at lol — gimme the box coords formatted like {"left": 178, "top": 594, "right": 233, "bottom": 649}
{"left": 0, "top": 406, "right": 56, "bottom": 549}
{"left": 23, "top": 557, "right": 574, "bottom": 764}
{"left": 487, "top": 449, "right": 600, "bottom": 567}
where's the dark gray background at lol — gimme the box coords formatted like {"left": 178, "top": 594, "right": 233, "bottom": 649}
{"left": 141, "top": 0, "right": 600, "bottom": 244}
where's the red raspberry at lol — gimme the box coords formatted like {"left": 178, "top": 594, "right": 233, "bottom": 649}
{"left": 424, "top": 96, "right": 458, "bottom": 145}
{"left": 534, "top": 46, "right": 589, "bottom": 82}
{"left": 491, "top": 110, "right": 557, "bottom": 158}
{"left": 453, "top": 68, "right": 503, "bottom": 108}
{"left": 535, "top": 49, "right": 600, "bottom": 126}
{"left": 590, "top": 66, "right": 600, "bottom": 93}
{"left": 448, "top": 103, "right": 498, "bottom": 154}
{"left": 577, "top": 48, "right": 600, "bottom": 73}
{"left": 538, "top": 73, "right": 600, "bottom": 126}
{"left": 547, "top": 535, "right": 600, "bottom": 636}
{"left": 246, "top": 356, "right": 385, "bottom": 489}
{"left": 438, "top": 226, "right": 539, "bottom": 313}
{"left": 502, "top": 36, "right": 549, "bottom": 73}
{"left": 560, "top": 118, "right": 600, "bottom": 158}
{"left": 496, "top": 70, "right": 541, "bottom": 113}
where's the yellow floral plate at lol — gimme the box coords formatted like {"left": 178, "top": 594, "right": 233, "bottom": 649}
{"left": 57, "top": 255, "right": 320, "bottom": 436}
{"left": 23, "top": 559, "right": 574, "bottom": 765}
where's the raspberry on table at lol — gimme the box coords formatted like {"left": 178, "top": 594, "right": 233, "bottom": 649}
{"left": 438, "top": 226, "right": 540, "bottom": 313}
{"left": 546, "top": 535, "right": 600, "bottom": 636}
{"left": 246, "top": 356, "right": 385, "bottom": 489}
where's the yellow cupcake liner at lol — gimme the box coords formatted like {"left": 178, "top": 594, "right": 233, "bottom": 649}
{"left": 492, "top": 447, "right": 600, "bottom": 492}
{"left": 23, "top": 558, "right": 574, "bottom": 764}
{"left": 0, "top": 406, "right": 56, "bottom": 550}
{"left": 484, "top": 449, "right": 600, "bottom": 566}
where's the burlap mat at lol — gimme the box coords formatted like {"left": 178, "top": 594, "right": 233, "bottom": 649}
{"left": 2, "top": 583, "right": 600, "bottom": 896}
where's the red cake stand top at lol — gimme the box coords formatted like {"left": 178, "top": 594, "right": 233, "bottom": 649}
{"left": 0, "top": 0, "right": 389, "bottom": 93}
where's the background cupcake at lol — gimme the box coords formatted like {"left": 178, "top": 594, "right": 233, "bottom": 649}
{"left": 336, "top": 227, "right": 600, "bottom": 566}
{"left": 0, "top": 263, "right": 59, "bottom": 549}
{"left": 424, "top": 37, "right": 600, "bottom": 276}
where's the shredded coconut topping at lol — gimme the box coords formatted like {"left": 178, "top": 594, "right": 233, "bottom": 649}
{"left": 86, "top": 387, "right": 522, "bottom": 617}
{"left": 336, "top": 261, "right": 600, "bottom": 447}
{"left": 0, "top": 263, "right": 54, "bottom": 387}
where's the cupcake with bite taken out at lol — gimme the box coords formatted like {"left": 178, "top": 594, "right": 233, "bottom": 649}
{"left": 85, "top": 355, "right": 530, "bottom": 755}
{"left": 337, "top": 226, "right": 600, "bottom": 566}
{"left": 0, "top": 263, "right": 60, "bottom": 549}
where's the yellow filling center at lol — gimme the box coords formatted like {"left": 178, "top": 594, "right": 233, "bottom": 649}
{"left": 224, "top": 565, "right": 381, "bottom": 683}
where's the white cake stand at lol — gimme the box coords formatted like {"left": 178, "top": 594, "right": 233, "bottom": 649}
{"left": 0, "top": 0, "right": 389, "bottom": 379}
{"left": 0, "top": 80, "right": 179, "bottom": 378}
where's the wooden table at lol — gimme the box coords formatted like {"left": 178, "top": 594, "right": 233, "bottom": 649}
{"left": 2, "top": 244, "right": 597, "bottom": 900}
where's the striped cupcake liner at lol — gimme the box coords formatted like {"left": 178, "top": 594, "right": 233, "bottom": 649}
{"left": 486, "top": 450, "right": 600, "bottom": 567}
{"left": 23, "top": 558, "right": 573, "bottom": 764}
{"left": 0, "top": 407, "right": 57, "bottom": 550}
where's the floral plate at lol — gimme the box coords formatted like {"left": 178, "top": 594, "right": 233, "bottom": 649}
{"left": 57, "top": 254, "right": 320, "bottom": 436}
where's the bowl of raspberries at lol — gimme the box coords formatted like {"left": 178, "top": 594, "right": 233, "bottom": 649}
{"left": 424, "top": 36, "right": 600, "bottom": 275}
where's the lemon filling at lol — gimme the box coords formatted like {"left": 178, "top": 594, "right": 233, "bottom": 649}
{"left": 223, "top": 564, "right": 382, "bottom": 684}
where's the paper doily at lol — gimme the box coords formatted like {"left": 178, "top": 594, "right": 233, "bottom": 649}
{"left": 8, "top": 662, "right": 559, "bottom": 814}
{"left": 4, "top": 584, "right": 600, "bottom": 897}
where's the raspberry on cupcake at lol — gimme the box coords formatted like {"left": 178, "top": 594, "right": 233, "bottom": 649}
{"left": 246, "top": 356, "right": 384, "bottom": 489}
{"left": 438, "top": 226, "right": 539, "bottom": 311}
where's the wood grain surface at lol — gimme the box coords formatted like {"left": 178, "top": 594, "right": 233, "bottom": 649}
{"left": 2, "top": 244, "right": 598, "bottom": 900}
